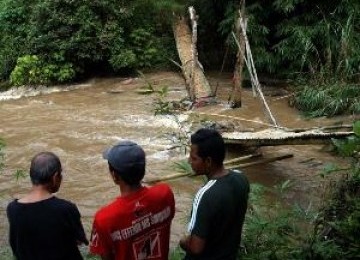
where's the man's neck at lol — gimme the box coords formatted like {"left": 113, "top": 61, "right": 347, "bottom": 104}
{"left": 18, "top": 185, "right": 53, "bottom": 203}
{"left": 208, "top": 166, "right": 227, "bottom": 180}
{"left": 119, "top": 183, "right": 143, "bottom": 197}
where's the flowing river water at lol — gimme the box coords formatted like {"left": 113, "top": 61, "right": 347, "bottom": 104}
{"left": 0, "top": 71, "right": 356, "bottom": 253}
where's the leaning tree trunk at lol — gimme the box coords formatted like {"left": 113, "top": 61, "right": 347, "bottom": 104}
{"left": 229, "top": 0, "right": 246, "bottom": 108}
{"left": 173, "top": 10, "right": 213, "bottom": 106}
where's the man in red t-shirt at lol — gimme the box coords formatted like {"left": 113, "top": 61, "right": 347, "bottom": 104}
{"left": 90, "top": 141, "right": 175, "bottom": 260}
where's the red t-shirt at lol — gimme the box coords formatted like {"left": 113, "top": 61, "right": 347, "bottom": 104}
{"left": 90, "top": 183, "right": 175, "bottom": 260}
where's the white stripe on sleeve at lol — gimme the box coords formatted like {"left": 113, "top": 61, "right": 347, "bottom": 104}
{"left": 187, "top": 180, "right": 217, "bottom": 233}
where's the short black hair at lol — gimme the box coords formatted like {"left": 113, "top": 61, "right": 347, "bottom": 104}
{"left": 30, "top": 152, "right": 62, "bottom": 185}
{"left": 190, "top": 128, "right": 225, "bottom": 166}
{"left": 108, "top": 162, "right": 145, "bottom": 186}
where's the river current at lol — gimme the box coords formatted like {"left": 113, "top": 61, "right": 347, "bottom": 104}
{"left": 0, "top": 71, "right": 355, "bottom": 252}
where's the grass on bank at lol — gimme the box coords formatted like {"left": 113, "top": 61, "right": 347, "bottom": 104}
{"left": 294, "top": 83, "right": 360, "bottom": 117}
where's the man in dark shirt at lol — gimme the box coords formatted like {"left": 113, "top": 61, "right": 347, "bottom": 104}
{"left": 180, "top": 128, "right": 250, "bottom": 260}
{"left": 6, "top": 151, "right": 88, "bottom": 260}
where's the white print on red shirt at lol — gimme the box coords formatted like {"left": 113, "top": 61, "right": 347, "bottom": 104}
{"left": 109, "top": 206, "right": 171, "bottom": 242}
{"left": 133, "top": 231, "right": 161, "bottom": 260}
{"left": 90, "top": 228, "right": 99, "bottom": 247}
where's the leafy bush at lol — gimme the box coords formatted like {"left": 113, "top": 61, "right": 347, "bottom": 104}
{"left": 110, "top": 49, "right": 137, "bottom": 71}
{"left": 10, "top": 54, "right": 75, "bottom": 86}
{"left": 130, "top": 29, "right": 162, "bottom": 68}
{"left": 10, "top": 55, "right": 42, "bottom": 86}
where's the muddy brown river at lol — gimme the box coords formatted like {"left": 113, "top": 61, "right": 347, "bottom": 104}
{"left": 0, "top": 71, "right": 356, "bottom": 253}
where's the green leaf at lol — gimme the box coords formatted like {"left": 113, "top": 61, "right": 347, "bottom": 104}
{"left": 172, "top": 160, "right": 193, "bottom": 175}
{"left": 14, "top": 169, "right": 26, "bottom": 181}
{"left": 353, "top": 121, "right": 360, "bottom": 137}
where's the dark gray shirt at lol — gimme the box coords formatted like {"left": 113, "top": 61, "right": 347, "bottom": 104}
{"left": 186, "top": 170, "right": 250, "bottom": 260}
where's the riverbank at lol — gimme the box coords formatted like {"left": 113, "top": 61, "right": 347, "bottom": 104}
{"left": 0, "top": 71, "right": 357, "bottom": 258}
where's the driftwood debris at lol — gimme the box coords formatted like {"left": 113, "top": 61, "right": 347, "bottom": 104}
{"left": 144, "top": 153, "right": 292, "bottom": 184}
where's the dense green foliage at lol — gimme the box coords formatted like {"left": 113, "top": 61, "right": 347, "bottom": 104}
{"left": 0, "top": 0, "right": 178, "bottom": 84}
{"left": 190, "top": 0, "right": 360, "bottom": 117}
{"left": 1, "top": 0, "right": 359, "bottom": 84}
{"left": 193, "top": 0, "right": 360, "bottom": 80}
{"left": 1, "top": 0, "right": 360, "bottom": 116}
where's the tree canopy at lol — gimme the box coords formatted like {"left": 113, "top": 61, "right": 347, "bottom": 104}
{"left": 0, "top": 0, "right": 359, "bottom": 85}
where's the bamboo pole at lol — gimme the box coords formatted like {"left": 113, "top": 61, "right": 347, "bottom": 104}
{"left": 224, "top": 153, "right": 262, "bottom": 165}
{"left": 144, "top": 153, "right": 293, "bottom": 184}
{"left": 228, "top": 154, "right": 293, "bottom": 169}
{"left": 189, "top": 6, "right": 197, "bottom": 100}
{"left": 144, "top": 172, "right": 193, "bottom": 184}
{"left": 194, "top": 111, "right": 286, "bottom": 129}
{"left": 231, "top": 10, "right": 278, "bottom": 127}
{"left": 289, "top": 124, "right": 353, "bottom": 133}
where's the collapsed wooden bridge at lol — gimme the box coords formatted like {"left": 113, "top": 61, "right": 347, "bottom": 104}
{"left": 144, "top": 127, "right": 354, "bottom": 184}
{"left": 222, "top": 128, "right": 354, "bottom": 147}
{"left": 158, "top": 8, "right": 356, "bottom": 184}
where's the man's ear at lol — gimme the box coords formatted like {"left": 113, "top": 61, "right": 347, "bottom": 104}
{"left": 205, "top": 157, "right": 212, "bottom": 168}
{"left": 53, "top": 171, "right": 62, "bottom": 183}
{"left": 110, "top": 171, "right": 119, "bottom": 183}
{"left": 49, "top": 171, "right": 62, "bottom": 193}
